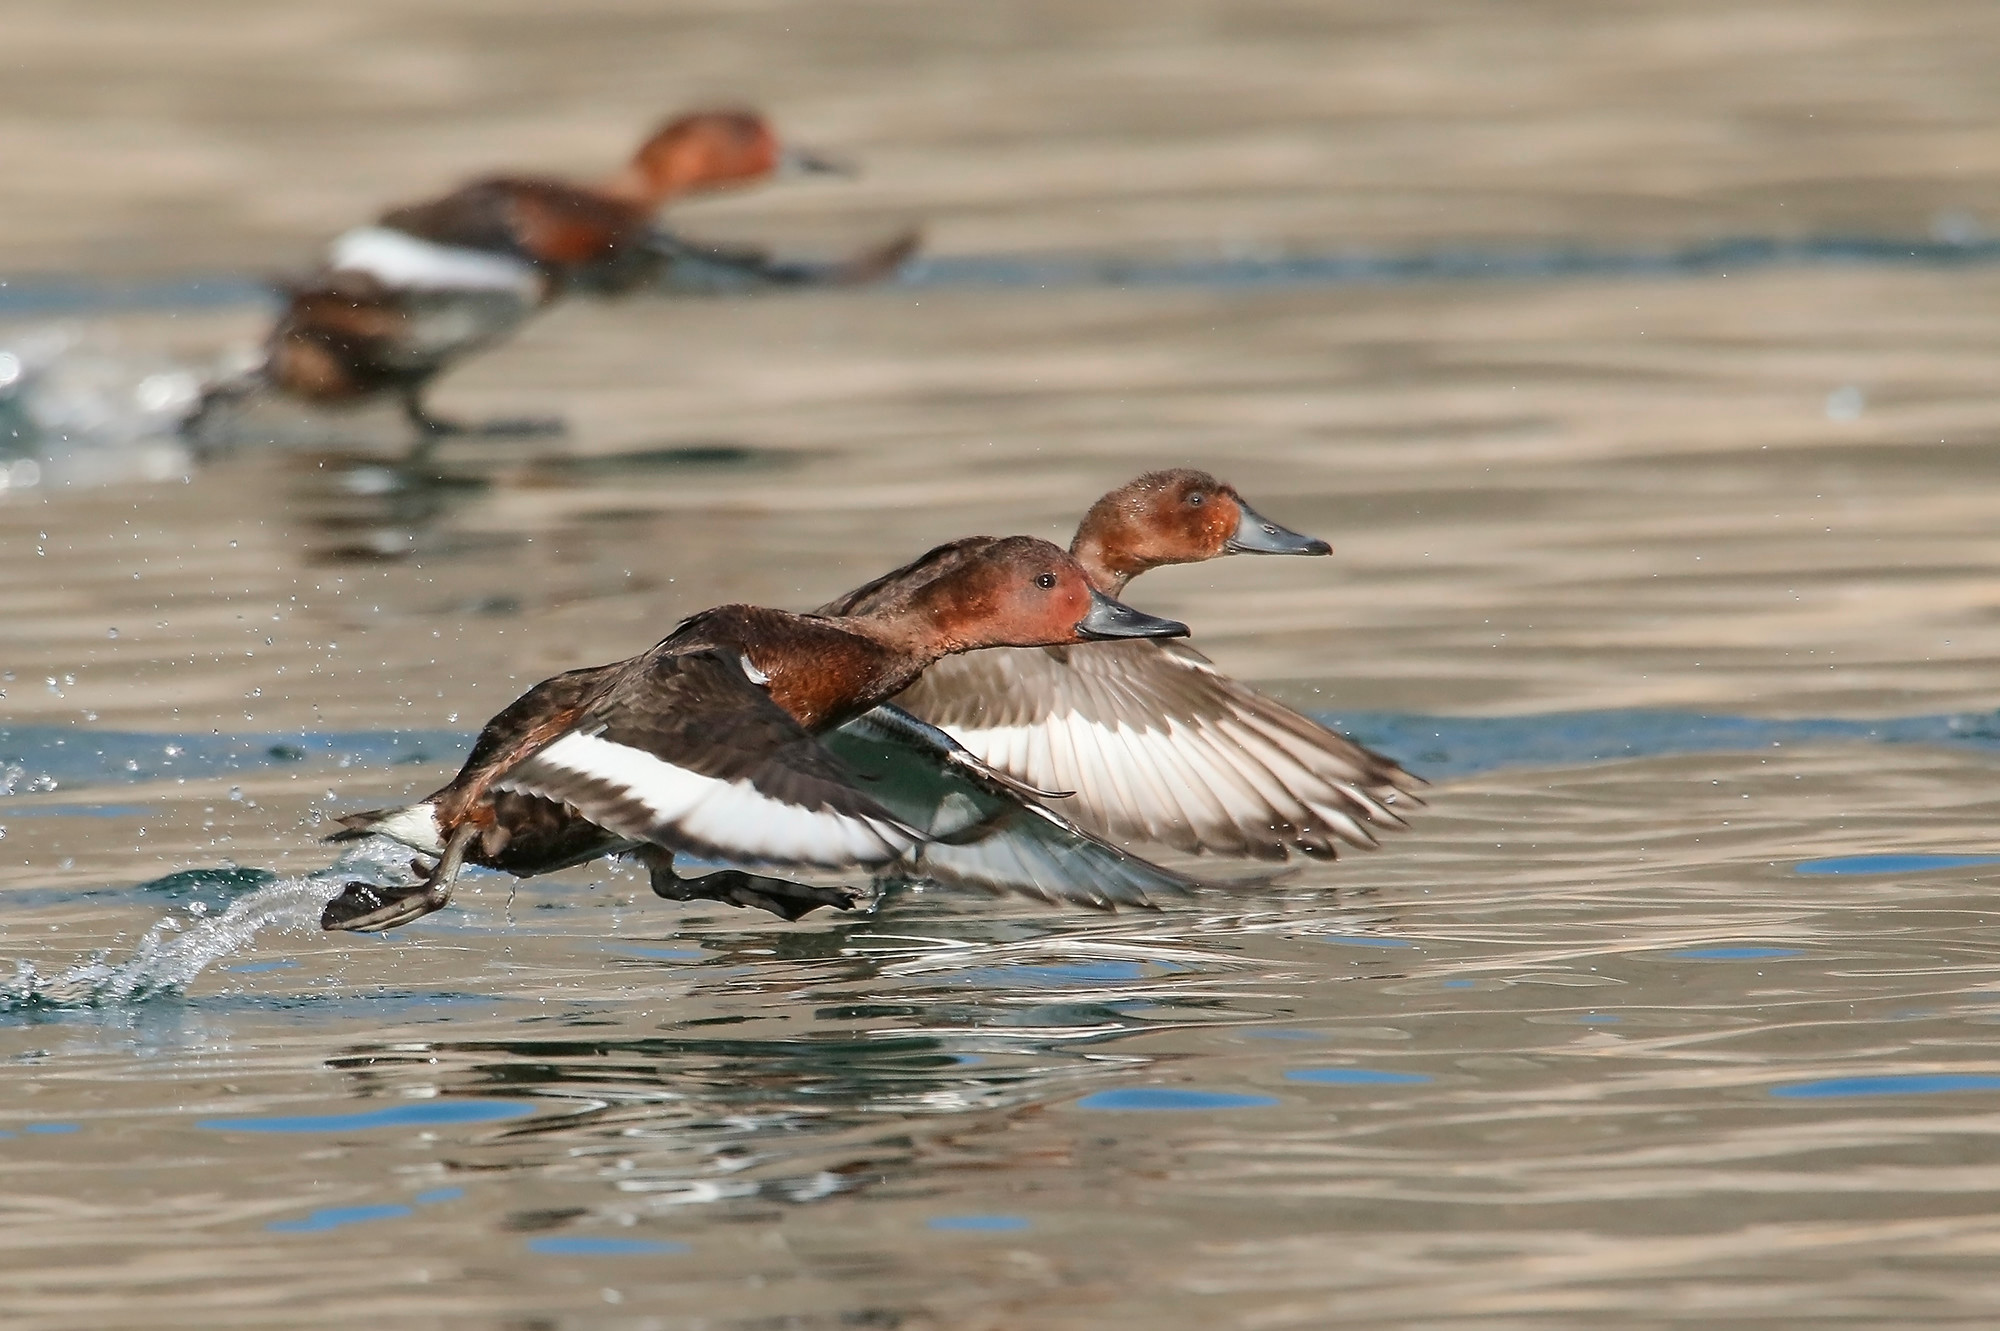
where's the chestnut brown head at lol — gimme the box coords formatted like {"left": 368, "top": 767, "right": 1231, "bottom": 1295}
{"left": 610, "top": 109, "right": 846, "bottom": 207}
{"left": 877, "top": 535, "right": 1188, "bottom": 655}
{"left": 1069, "top": 468, "right": 1330, "bottom": 594}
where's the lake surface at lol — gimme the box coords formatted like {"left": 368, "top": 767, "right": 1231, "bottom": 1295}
{"left": 7, "top": 2, "right": 2000, "bottom": 1326}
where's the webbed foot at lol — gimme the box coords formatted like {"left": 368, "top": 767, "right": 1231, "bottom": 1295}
{"left": 320, "top": 880, "right": 449, "bottom": 932}
{"left": 323, "top": 822, "right": 475, "bottom": 932}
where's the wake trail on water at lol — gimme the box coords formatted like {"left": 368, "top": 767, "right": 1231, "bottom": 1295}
{"left": 4, "top": 839, "right": 414, "bottom": 1008}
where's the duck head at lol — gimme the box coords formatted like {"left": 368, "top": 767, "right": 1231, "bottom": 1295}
{"left": 1069, "top": 468, "right": 1330, "bottom": 595}
{"left": 606, "top": 109, "right": 847, "bottom": 208}
{"left": 862, "top": 535, "right": 1189, "bottom": 656}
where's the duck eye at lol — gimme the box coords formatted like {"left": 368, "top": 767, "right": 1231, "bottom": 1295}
{"left": 1035, "top": 572, "right": 1058, "bottom": 590}
{"left": 1187, "top": 492, "right": 1205, "bottom": 507}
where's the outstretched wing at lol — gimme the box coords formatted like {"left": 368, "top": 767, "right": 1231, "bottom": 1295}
{"left": 494, "top": 649, "right": 921, "bottom": 869}
{"left": 824, "top": 705, "right": 1208, "bottom": 910}
{"left": 892, "top": 640, "right": 1423, "bottom": 861}
{"left": 642, "top": 228, "right": 920, "bottom": 295}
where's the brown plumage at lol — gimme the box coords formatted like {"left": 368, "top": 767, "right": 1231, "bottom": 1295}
{"left": 323, "top": 537, "right": 1189, "bottom": 932}
{"left": 193, "top": 110, "right": 910, "bottom": 439}
{"left": 832, "top": 471, "right": 1426, "bottom": 862}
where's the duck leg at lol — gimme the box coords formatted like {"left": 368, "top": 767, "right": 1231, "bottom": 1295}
{"left": 641, "top": 847, "right": 862, "bottom": 923}
{"left": 321, "top": 822, "right": 477, "bottom": 932}
{"left": 399, "top": 386, "right": 565, "bottom": 442}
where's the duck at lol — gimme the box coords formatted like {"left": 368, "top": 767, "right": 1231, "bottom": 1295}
{"left": 821, "top": 469, "right": 1424, "bottom": 862}
{"left": 321, "top": 535, "right": 1193, "bottom": 933}
{"left": 192, "top": 110, "right": 915, "bottom": 441}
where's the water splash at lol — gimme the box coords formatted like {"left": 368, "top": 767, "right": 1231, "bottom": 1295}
{"left": 4, "top": 839, "right": 413, "bottom": 1008}
{"left": 0, "top": 323, "right": 250, "bottom": 491}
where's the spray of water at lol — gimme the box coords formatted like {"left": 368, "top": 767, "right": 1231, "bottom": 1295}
{"left": 0, "top": 323, "right": 254, "bottom": 490}
{"left": 4, "top": 839, "right": 415, "bottom": 1008}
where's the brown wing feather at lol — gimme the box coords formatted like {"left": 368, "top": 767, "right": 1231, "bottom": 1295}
{"left": 381, "top": 177, "right": 650, "bottom": 284}
{"left": 493, "top": 647, "right": 920, "bottom": 868}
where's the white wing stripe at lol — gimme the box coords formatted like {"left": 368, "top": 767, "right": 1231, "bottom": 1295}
{"left": 502, "top": 731, "right": 914, "bottom": 867}
{"left": 328, "top": 226, "right": 547, "bottom": 298}
{"left": 947, "top": 707, "right": 1396, "bottom": 853}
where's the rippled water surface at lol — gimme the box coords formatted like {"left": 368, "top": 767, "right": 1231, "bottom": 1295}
{"left": 9, "top": 2, "right": 2000, "bottom": 1327}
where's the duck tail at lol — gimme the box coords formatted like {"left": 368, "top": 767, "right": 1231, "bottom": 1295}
{"left": 325, "top": 809, "right": 391, "bottom": 843}
{"left": 324, "top": 802, "right": 446, "bottom": 854}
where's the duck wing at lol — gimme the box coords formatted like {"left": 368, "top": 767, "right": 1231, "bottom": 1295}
{"left": 379, "top": 179, "right": 632, "bottom": 261}
{"left": 642, "top": 227, "right": 921, "bottom": 294}
{"left": 492, "top": 648, "right": 922, "bottom": 869}
{"left": 890, "top": 640, "right": 1423, "bottom": 862}
{"left": 824, "top": 705, "right": 1206, "bottom": 910}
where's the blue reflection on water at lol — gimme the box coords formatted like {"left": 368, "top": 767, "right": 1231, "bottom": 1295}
{"left": 1773, "top": 1074, "right": 2000, "bottom": 1098}
{"left": 908, "top": 235, "right": 2000, "bottom": 291}
{"left": 1330, "top": 707, "right": 2000, "bottom": 781}
{"left": 1322, "top": 935, "right": 1412, "bottom": 948}
{"left": 928, "top": 1215, "right": 1032, "bottom": 1233}
{"left": 1796, "top": 853, "right": 2000, "bottom": 876}
{"left": 268, "top": 1203, "right": 413, "bottom": 1233}
{"left": 527, "top": 1236, "right": 691, "bottom": 1257}
{"left": 1285, "top": 1069, "right": 1432, "bottom": 1086}
{"left": 24, "top": 1123, "right": 80, "bottom": 1134}
{"left": 1075, "top": 1088, "right": 1279, "bottom": 1111}
{"left": 12, "top": 707, "right": 2000, "bottom": 803}
{"left": 10, "top": 234, "right": 2000, "bottom": 319}
{"left": 198, "top": 1099, "right": 537, "bottom": 1133}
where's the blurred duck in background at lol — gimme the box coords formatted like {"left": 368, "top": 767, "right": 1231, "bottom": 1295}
{"left": 189, "top": 108, "right": 917, "bottom": 443}
{"left": 825, "top": 470, "right": 1425, "bottom": 865}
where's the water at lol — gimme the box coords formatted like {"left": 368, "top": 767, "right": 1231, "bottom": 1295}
{"left": 10, "top": 0, "right": 2000, "bottom": 1326}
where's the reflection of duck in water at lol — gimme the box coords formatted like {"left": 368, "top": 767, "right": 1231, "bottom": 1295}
{"left": 291, "top": 441, "right": 796, "bottom": 567}
{"left": 190, "top": 110, "right": 917, "bottom": 443}
{"left": 323, "top": 536, "right": 1192, "bottom": 933}
{"left": 828, "top": 470, "right": 1424, "bottom": 863}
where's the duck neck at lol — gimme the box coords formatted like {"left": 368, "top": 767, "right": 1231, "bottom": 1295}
{"left": 840, "top": 610, "right": 957, "bottom": 665}
{"left": 739, "top": 614, "right": 935, "bottom": 733}
{"left": 597, "top": 165, "right": 678, "bottom": 211}
{"left": 1068, "top": 530, "right": 1140, "bottom": 598}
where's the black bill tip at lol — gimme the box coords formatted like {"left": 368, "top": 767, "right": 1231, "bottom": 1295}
{"left": 1226, "top": 499, "right": 1332, "bottom": 556}
{"left": 1077, "top": 588, "right": 1189, "bottom": 641}
{"left": 781, "top": 146, "right": 857, "bottom": 177}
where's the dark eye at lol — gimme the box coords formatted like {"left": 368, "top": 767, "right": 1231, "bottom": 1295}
{"left": 1187, "top": 492, "right": 1205, "bottom": 507}
{"left": 1035, "top": 572, "right": 1058, "bottom": 589}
